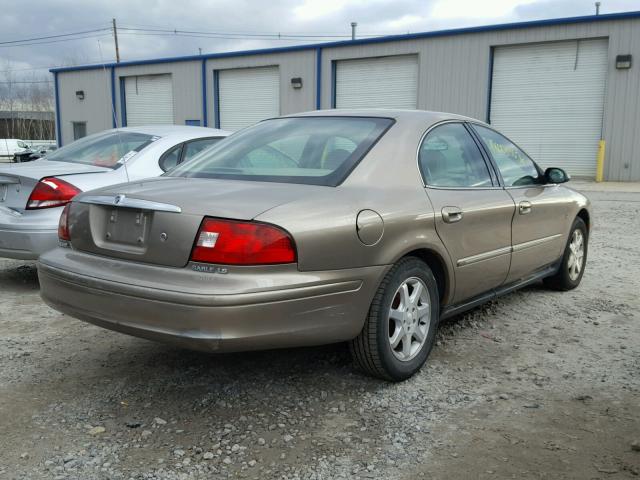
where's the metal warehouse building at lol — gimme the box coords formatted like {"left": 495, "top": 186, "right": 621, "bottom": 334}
{"left": 51, "top": 11, "right": 640, "bottom": 181}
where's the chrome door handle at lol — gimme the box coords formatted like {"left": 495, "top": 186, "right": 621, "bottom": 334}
{"left": 519, "top": 201, "right": 532, "bottom": 215}
{"left": 442, "top": 206, "right": 463, "bottom": 223}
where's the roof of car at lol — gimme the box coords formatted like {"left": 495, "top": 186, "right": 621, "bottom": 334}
{"left": 285, "top": 109, "right": 481, "bottom": 125}
{"left": 115, "top": 125, "right": 230, "bottom": 137}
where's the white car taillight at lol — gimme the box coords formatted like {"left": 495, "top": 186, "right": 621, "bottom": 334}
{"left": 26, "top": 177, "right": 81, "bottom": 210}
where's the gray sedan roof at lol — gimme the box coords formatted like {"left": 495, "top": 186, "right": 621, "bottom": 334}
{"left": 286, "top": 109, "right": 481, "bottom": 125}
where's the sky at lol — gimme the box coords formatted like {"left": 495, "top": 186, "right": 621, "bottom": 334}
{"left": 1, "top": 0, "right": 639, "bottom": 84}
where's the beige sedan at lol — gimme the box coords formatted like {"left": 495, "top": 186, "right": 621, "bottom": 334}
{"left": 38, "top": 110, "right": 590, "bottom": 381}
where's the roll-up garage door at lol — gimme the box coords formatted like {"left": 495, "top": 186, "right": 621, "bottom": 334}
{"left": 218, "top": 66, "right": 280, "bottom": 131}
{"left": 335, "top": 55, "right": 418, "bottom": 109}
{"left": 124, "top": 74, "right": 174, "bottom": 126}
{"left": 490, "top": 39, "right": 608, "bottom": 177}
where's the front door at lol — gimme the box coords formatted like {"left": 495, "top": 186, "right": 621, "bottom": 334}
{"left": 471, "top": 125, "right": 568, "bottom": 283}
{"left": 419, "top": 122, "right": 516, "bottom": 304}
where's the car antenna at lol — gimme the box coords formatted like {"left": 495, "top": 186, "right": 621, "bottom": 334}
{"left": 98, "top": 40, "right": 130, "bottom": 183}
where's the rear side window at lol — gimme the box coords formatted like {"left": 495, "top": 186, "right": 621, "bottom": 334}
{"left": 418, "top": 123, "right": 493, "bottom": 188}
{"left": 472, "top": 125, "right": 541, "bottom": 187}
{"left": 46, "top": 131, "right": 154, "bottom": 169}
{"left": 168, "top": 117, "right": 393, "bottom": 186}
{"left": 159, "top": 144, "right": 183, "bottom": 171}
{"left": 160, "top": 138, "right": 225, "bottom": 171}
{"left": 182, "top": 138, "right": 223, "bottom": 162}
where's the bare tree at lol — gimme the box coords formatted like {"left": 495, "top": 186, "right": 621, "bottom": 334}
{"left": 1, "top": 60, "right": 55, "bottom": 141}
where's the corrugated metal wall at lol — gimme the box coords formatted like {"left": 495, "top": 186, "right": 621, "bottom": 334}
{"left": 56, "top": 69, "right": 113, "bottom": 145}
{"left": 114, "top": 61, "right": 202, "bottom": 127}
{"left": 320, "top": 17, "right": 640, "bottom": 180}
{"left": 602, "top": 19, "right": 640, "bottom": 182}
{"left": 205, "top": 50, "right": 316, "bottom": 123}
{"left": 55, "top": 16, "right": 640, "bottom": 180}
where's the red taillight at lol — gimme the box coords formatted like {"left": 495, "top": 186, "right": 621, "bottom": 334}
{"left": 58, "top": 204, "right": 71, "bottom": 242}
{"left": 26, "top": 177, "right": 81, "bottom": 210}
{"left": 190, "top": 218, "right": 296, "bottom": 265}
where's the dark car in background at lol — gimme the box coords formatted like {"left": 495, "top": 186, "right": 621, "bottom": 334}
{"left": 12, "top": 144, "right": 57, "bottom": 163}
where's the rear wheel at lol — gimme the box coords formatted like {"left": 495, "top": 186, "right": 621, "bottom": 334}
{"left": 544, "top": 217, "right": 588, "bottom": 290}
{"left": 350, "top": 257, "right": 439, "bottom": 381}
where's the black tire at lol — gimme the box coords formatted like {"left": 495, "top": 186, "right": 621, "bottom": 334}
{"left": 350, "top": 257, "right": 439, "bottom": 382}
{"left": 544, "top": 217, "right": 588, "bottom": 291}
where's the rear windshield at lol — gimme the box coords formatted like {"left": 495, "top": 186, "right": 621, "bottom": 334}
{"left": 45, "top": 131, "right": 154, "bottom": 169}
{"left": 167, "top": 117, "right": 394, "bottom": 186}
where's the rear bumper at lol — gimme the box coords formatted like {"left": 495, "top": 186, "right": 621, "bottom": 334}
{"left": 38, "top": 249, "right": 387, "bottom": 352}
{"left": 0, "top": 208, "right": 61, "bottom": 259}
{"left": 0, "top": 226, "right": 58, "bottom": 260}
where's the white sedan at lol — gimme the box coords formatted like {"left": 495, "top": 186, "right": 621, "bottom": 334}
{"left": 0, "top": 125, "right": 229, "bottom": 259}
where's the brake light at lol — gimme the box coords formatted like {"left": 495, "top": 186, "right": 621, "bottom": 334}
{"left": 26, "top": 177, "right": 81, "bottom": 210}
{"left": 58, "top": 204, "right": 71, "bottom": 242}
{"left": 190, "top": 218, "right": 296, "bottom": 265}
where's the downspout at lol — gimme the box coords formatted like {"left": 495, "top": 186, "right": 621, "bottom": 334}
{"left": 54, "top": 72, "right": 62, "bottom": 147}
{"left": 201, "top": 59, "right": 208, "bottom": 127}
{"left": 316, "top": 48, "right": 322, "bottom": 110}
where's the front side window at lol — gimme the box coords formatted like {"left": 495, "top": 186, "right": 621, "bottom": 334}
{"left": 418, "top": 123, "right": 493, "bottom": 188}
{"left": 46, "top": 131, "right": 154, "bottom": 168}
{"left": 168, "top": 117, "right": 393, "bottom": 186}
{"left": 472, "top": 125, "right": 541, "bottom": 187}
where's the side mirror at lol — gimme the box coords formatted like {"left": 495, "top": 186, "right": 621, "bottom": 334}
{"left": 544, "top": 167, "right": 570, "bottom": 184}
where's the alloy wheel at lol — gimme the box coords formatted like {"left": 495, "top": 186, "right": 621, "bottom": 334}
{"left": 388, "top": 277, "right": 431, "bottom": 362}
{"left": 567, "top": 229, "right": 585, "bottom": 281}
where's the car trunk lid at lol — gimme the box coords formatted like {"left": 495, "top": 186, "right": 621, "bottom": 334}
{"left": 68, "top": 177, "right": 325, "bottom": 267}
{"left": 0, "top": 160, "right": 109, "bottom": 211}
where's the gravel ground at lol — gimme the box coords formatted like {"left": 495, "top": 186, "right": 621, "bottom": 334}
{"left": 0, "top": 184, "right": 638, "bottom": 480}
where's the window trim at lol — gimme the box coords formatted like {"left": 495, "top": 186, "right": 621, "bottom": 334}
{"left": 467, "top": 122, "right": 545, "bottom": 189}
{"left": 463, "top": 122, "right": 501, "bottom": 186}
{"left": 415, "top": 120, "right": 501, "bottom": 191}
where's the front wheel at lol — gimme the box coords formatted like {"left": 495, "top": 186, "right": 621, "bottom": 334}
{"left": 544, "top": 217, "right": 588, "bottom": 291}
{"left": 350, "top": 257, "right": 439, "bottom": 381}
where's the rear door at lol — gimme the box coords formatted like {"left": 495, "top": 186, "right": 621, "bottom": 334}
{"left": 419, "top": 122, "right": 515, "bottom": 304}
{"left": 470, "top": 124, "right": 567, "bottom": 283}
